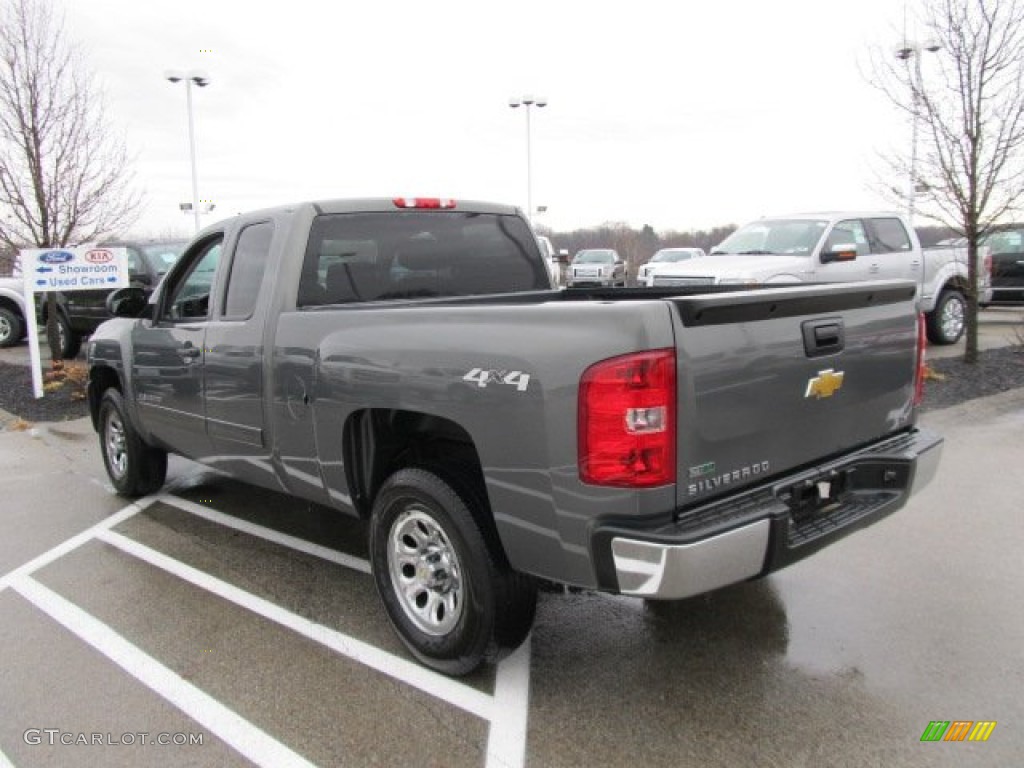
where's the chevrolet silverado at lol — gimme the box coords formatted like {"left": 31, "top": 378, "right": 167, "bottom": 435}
{"left": 87, "top": 197, "right": 943, "bottom": 675}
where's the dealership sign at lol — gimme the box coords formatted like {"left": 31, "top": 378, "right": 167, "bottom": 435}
{"left": 18, "top": 245, "right": 131, "bottom": 399}
{"left": 21, "top": 246, "right": 129, "bottom": 294}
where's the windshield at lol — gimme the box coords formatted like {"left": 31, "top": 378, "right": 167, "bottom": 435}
{"left": 712, "top": 219, "right": 828, "bottom": 256}
{"left": 651, "top": 249, "right": 698, "bottom": 263}
{"left": 573, "top": 250, "right": 615, "bottom": 264}
{"left": 984, "top": 229, "right": 1024, "bottom": 254}
{"left": 141, "top": 241, "right": 189, "bottom": 274}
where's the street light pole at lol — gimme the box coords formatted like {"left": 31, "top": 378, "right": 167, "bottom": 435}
{"left": 895, "top": 41, "right": 940, "bottom": 226}
{"left": 508, "top": 95, "right": 547, "bottom": 222}
{"left": 165, "top": 70, "right": 210, "bottom": 233}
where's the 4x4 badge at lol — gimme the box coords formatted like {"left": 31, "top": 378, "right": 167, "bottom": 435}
{"left": 805, "top": 369, "right": 844, "bottom": 399}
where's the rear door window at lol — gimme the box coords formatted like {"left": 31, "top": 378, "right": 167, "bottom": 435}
{"left": 297, "top": 212, "right": 547, "bottom": 306}
{"left": 222, "top": 221, "right": 274, "bottom": 319}
{"left": 866, "top": 218, "right": 913, "bottom": 254}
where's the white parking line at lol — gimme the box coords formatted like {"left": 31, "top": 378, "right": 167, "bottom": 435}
{"left": 2, "top": 488, "right": 534, "bottom": 768}
{"left": 157, "top": 492, "right": 533, "bottom": 768}
{"left": 11, "top": 575, "right": 316, "bottom": 768}
{"left": 485, "top": 640, "right": 532, "bottom": 768}
{"left": 96, "top": 528, "right": 497, "bottom": 721}
{"left": 157, "top": 493, "right": 372, "bottom": 574}
{"left": 0, "top": 499, "right": 151, "bottom": 594}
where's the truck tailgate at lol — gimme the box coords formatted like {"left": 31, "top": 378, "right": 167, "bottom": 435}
{"left": 670, "top": 281, "right": 920, "bottom": 510}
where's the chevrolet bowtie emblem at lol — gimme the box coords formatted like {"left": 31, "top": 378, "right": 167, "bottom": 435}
{"left": 805, "top": 369, "right": 845, "bottom": 399}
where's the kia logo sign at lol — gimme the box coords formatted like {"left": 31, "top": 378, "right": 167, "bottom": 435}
{"left": 85, "top": 249, "right": 114, "bottom": 264}
{"left": 38, "top": 250, "right": 74, "bottom": 264}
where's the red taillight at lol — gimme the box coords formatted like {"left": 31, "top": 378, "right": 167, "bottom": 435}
{"left": 914, "top": 312, "right": 927, "bottom": 406}
{"left": 578, "top": 349, "right": 676, "bottom": 487}
{"left": 392, "top": 197, "right": 456, "bottom": 209}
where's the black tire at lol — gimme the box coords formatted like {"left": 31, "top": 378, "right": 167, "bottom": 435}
{"left": 54, "top": 313, "right": 83, "bottom": 359}
{"left": 98, "top": 389, "right": 167, "bottom": 497}
{"left": 369, "top": 467, "right": 537, "bottom": 676}
{"left": 0, "top": 306, "right": 23, "bottom": 348}
{"left": 926, "top": 290, "right": 966, "bottom": 345}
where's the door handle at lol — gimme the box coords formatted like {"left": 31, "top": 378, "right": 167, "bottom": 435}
{"left": 802, "top": 318, "right": 845, "bottom": 357}
{"left": 178, "top": 344, "right": 201, "bottom": 360}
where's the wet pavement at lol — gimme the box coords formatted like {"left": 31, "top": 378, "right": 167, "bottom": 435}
{"left": 0, "top": 388, "right": 1022, "bottom": 766}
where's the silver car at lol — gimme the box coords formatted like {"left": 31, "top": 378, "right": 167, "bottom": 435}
{"left": 637, "top": 247, "right": 706, "bottom": 284}
{"left": 567, "top": 248, "right": 625, "bottom": 288}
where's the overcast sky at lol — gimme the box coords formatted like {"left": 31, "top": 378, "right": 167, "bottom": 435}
{"left": 62, "top": 0, "right": 920, "bottom": 238}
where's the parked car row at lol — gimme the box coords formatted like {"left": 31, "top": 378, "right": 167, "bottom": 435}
{"left": 638, "top": 211, "right": 988, "bottom": 345}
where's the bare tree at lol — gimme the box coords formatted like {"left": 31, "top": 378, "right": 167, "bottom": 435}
{"left": 0, "top": 0, "right": 139, "bottom": 359}
{"left": 873, "top": 0, "right": 1024, "bottom": 363}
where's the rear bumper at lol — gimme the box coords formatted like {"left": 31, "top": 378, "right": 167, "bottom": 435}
{"left": 986, "top": 286, "right": 1024, "bottom": 305}
{"left": 600, "top": 428, "right": 943, "bottom": 599}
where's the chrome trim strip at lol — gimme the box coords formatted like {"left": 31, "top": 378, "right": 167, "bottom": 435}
{"left": 908, "top": 434, "right": 943, "bottom": 494}
{"left": 611, "top": 519, "right": 770, "bottom": 599}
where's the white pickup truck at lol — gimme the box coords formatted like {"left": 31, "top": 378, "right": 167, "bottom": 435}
{"left": 0, "top": 275, "right": 28, "bottom": 348}
{"left": 644, "top": 212, "right": 992, "bottom": 344}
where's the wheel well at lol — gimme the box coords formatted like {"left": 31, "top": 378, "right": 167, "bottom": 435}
{"left": 38, "top": 299, "right": 70, "bottom": 323}
{"left": 343, "top": 409, "right": 488, "bottom": 520}
{"left": 88, "top": 365, "right": 122, "bottom": 429}
{"left": 0, "top": 296, "right": 24, "bottom": 320}
{"left": 939, "top": 278, "right": 968, "bottom": 297}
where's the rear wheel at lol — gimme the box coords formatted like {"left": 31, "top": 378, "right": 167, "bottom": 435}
{"left": 0, "top": 307, "right": 23, "bottom": 348}
{"left": 926, "top": 290, "right": 966, "bottom": 345}
{"left": 98, "top": 389, "right": 167, "bottom": 497}
{"left": 369, "top": 467, "right": 537, "bottom": 676}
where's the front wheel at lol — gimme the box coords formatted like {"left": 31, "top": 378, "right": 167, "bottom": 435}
{"left": 98, "top": 389, "right": 167, "bottom": 497}
{"left": 926, "top": 290, "right": 966, "bottom": 345}
{"left": 369, "top": 468, "right": 537, "bottom": 676}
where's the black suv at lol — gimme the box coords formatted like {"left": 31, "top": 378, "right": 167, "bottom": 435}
{"left": 44, "top": 239, "right": 188, "bottom": 357}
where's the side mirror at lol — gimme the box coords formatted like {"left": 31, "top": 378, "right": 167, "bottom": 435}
{"left": 820, "top": 244, "right": 858, "bottom": 264}
{"left": 106, "top": 286, "right": 149, "bottom": 318}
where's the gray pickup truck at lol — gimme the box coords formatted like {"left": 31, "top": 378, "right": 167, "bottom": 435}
{"left": 87, "top": 197, "right": 943, "bottom": 675}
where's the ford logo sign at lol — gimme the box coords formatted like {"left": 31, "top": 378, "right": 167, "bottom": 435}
{"left": 39, "top": 250, "right": 74, "bottom": 264}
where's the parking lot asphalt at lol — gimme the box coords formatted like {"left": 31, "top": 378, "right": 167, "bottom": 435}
{"left": 1, "top": 380, "right": 1022, "bottom": 766}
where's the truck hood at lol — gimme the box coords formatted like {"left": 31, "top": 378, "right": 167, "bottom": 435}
{"left": 653, "top": 254, "right": 811, "bottom": 282}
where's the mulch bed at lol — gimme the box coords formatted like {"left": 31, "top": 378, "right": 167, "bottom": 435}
{"left": 922, "top": 345, "right": 1024, "bottom": 411}
{"left": 0, "top": 360, "right": 90, "bottom": 423}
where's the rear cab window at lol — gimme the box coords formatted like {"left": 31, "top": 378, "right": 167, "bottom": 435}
{"left": 297, "top": 211, "right": 548, "bottom": 306}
